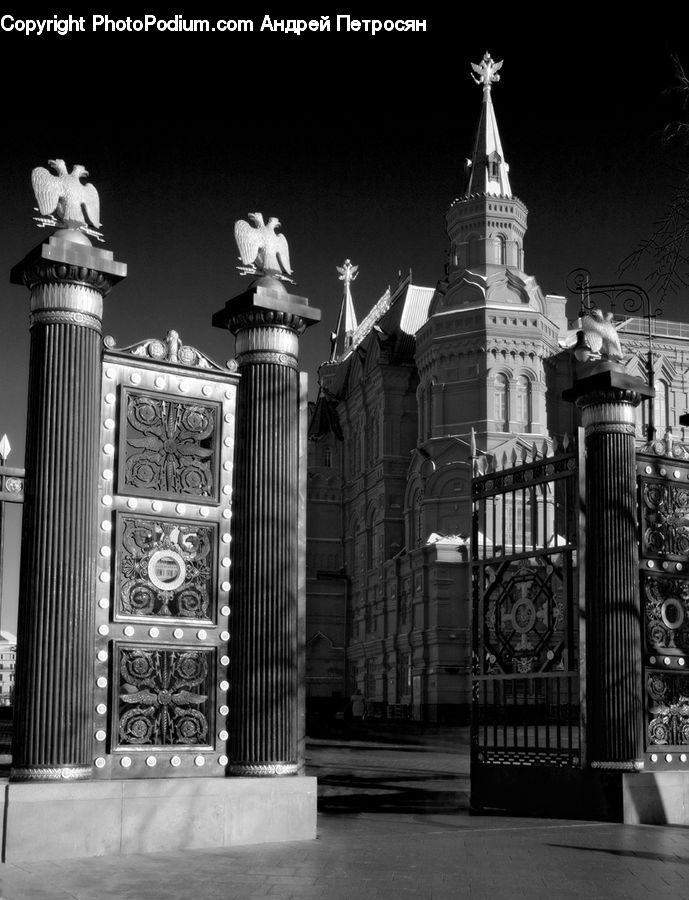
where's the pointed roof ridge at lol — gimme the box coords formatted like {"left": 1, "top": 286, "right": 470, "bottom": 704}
{"left": 331, "top": 259, "right": 359, "bottom": 361}
{"left": 465, "top": 51, "right": 512, "bottom": 199}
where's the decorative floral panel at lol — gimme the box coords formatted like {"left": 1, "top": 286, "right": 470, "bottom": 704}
{"left": 115, "top": 645, "right": 214, "bottom": 749}
{"left": 115, "top": 514, "right": 216, "bottom": 621}
{"left": 641, "top": 481, "right": 689, "bottom": 558}
{"left": 119, "top": 389, "right": 220, "bottom": 502}
{"left": 647, "top": 671, "right": 689, "bottom": 746}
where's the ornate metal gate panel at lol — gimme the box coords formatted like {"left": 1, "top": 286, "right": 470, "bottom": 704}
{"left": 638, "top": 445, "right": 689, "bottom": 774}
{"left": 471, "top": 448, "right": 581, "bottom": 782}
{"left": 92, "top": 333, "right": 238, "bottom": 779}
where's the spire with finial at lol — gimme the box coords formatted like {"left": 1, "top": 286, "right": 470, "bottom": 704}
{"left": 445, "top": 51, "right": 527, "bottom": 276}
{"left": 465, "top": 51, "right": 511, "bottom": 198}
{"left": 330, "top": 259, "right": 359, "bottom": 361}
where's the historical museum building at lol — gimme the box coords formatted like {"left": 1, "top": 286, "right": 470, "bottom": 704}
{"left": 306, "top": 54, "right": 689, "bottom": 722}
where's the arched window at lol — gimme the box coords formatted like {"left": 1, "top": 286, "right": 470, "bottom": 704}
{"left": 487, "top": 151, "right": 501, "bottom": 181}
{"left": 413, "top": 489, "right": 423, "bottom": 547}
{"left": 371, "top": 414, "right": 379, "bottom": 462}
{"left": 654, "top": 380, "right": 669, "bottom": 434}
{"left": 324, "top": 446, "right": 332, "bottom": 468}
{"left": 366, "top": 507, "right": 376, "bottom": 569}
{"left": 496, "top": 234, "right": 507, "bottom": 265}
{"left": 467, "top": 234, "right": 480, "bottom": 267}
{"left": 348, "top": 518, "right": 360, "bottom": 576}
{"left": 494, "top": 374, "right": 509, "bottom": 431}
{"left": 515, "top": 376, "right": 531, "bottom": 431}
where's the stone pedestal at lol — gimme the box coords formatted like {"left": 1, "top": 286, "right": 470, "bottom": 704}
{"left": 564, "top": 365, "right": 653, "bottom": 768}
{"left": 10, "top": 231, "right": 126, "bottom": 781}
{"left": 213, "top": 277, "right": 320, "bottom": 775}
{"left": 1, "top": 776, "right": 317, "bottom": 860}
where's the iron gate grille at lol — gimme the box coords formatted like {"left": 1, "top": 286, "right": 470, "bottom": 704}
{"left": 471, "top": 449, "right": 582, "bottom": 768}
{"left": 637, "top": 447, "right": 689, "bottom": 773}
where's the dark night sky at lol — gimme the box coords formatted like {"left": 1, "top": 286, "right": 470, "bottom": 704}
{"left": 0, "top": 10, "right": 685, "bottom": 627}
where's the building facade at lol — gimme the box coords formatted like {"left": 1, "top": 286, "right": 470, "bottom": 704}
{"left": 306, "top": 54, "right": 689, "bottom": 723}
{"left": 0, "top": 631, "right": 16, "bottom": 707}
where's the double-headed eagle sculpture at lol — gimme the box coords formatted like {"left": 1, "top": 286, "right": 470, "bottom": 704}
{"left": 559, "top": 309, "right": 624, "bottom": 362}
{"left": 31, "top": 159, "right": 102, "bottom": 240}
{"left": 581, "top": 309, "right": 624, "bottom": 360}
{"left": 471, "top": 51, "right": 503, "bottom": 88}
{"left": 337, "top": 259, "right": 359, "bottom": 287}
{"left": 234, "top": 212, "right": 293, "bottom": 281}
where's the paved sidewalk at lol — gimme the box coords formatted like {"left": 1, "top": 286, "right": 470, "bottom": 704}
{"left": 0, "top": 734, "right": 687, "bottom": 899}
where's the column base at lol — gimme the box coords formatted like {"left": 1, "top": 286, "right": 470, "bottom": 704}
{"left": 590, "top": 760, "right": 645, "bottom": 772}
{"left": 1, "top": 776, "right": 317, "bottom": 861}
{"left": 10, "top": 764, "right": 91, "bottom": 782}
{"left": 229, "top": 762, "right": 299, "bottom": 776}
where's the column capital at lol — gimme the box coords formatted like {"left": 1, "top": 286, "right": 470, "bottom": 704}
{"left": 212, "top": 276, "right": 321, "bottom": 337}
{"left": 563, "top": 364, "right": 652, "bottom": 402}
{"left": 11, "top": 230, "right": 127, "bottom": 296}
{"left": 563, "top": 365, "right": 654, "bottom": 432}
{"left": 11, "top": 230, "right": 127, "bottom": 328}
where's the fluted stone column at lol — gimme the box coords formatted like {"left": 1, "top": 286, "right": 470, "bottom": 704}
{"left": 10, "top": 230, "right": 126, "bottom": 781}
{"left": 213, "top": 276, "right": 320, "bottom": 775}
{"left": 565, "top": 366, "right": 652, "bottom": 769}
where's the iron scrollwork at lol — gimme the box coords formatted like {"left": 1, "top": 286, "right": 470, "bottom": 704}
{"left": 647, "top": 672, "right": 689, "bottom": 746}
{"left": 643, "top": 573, "right": 689, "bottom": 653}
{"left": 117, "top": 645, "right": 213, "bottom": 748}
{"left": 641, "top": 480, "right": 689, "bottom": 558}
{"left": 117, "top": 515, "right": 215, "bottom": 620}
{"left": 120, "top": 389, "right": 219, "bottom": 501}
{"left": 483, "top": 559, "right": 567, "bottom": 674}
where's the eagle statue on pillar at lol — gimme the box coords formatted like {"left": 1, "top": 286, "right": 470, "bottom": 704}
{"left": 31, "top": 159, "right": 103, "bottom": 240}
{"left": 581, "top": 309, "right": 624, "bottom": 361}
{"left": 234, "top": 212, "right": 293, "bottom": 282}
{"left": 558, "top": 309, "right": 625, "bottom": 362}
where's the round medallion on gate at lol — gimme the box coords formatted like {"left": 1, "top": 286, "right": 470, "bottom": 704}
{"left": 661, "top": 597, "right": 685, "bottom": 631}
{"left": 511, "top": 598, "right": 537, "bottom": 634}
{"left": 147, "top": 549, "right": 187, "bottom": 592}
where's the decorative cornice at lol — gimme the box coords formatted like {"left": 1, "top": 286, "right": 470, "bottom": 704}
{"left": 104, "top": 330, "right": 235, "bottom": 373}
{"left": 448, "top": 192, "right": 528, "bottom": 210}
{"left": 638, "top": 439, "right": 689, "bottom": 459}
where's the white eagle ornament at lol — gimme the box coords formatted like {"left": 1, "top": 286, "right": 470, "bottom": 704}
{"left": 234, "top": 212, "right": 293, "bottom": 282}
{"left": 581, "top": 309, "right": 624, "bottom": 361}
{"left": 31, "top": 159, "right": 103, "bottom": 240}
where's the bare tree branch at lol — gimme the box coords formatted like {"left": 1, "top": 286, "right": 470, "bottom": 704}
{"left": 619, "top": 54, "right": 689, "bottom": 297}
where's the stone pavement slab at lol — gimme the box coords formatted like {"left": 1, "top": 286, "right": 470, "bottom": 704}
{"left": 0, "top": 736, "right": 687, "bottom": 899}
{"left": 1, "top": 812, "right": 688, "bottom": 899}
